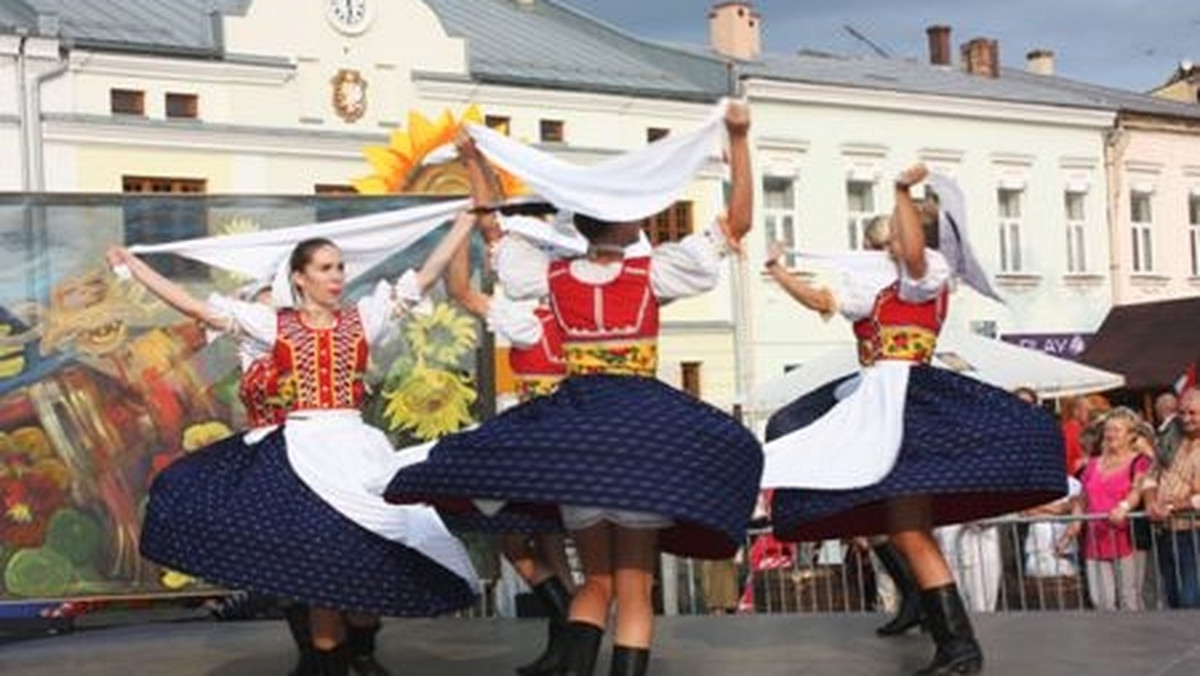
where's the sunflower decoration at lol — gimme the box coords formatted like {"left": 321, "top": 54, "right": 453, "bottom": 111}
{"left": 382, "top": 364, "right": 477, "bottom": 441}
{"left": 405, "top": 302, "right": 478, "bottom": 368}
{"left": 352, "top": 105, "right": 527, "bottom": 197}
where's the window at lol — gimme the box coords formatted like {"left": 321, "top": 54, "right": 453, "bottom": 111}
{"left": 485, "top": 115, "right": 510, "bottom": 136}
{"left": 647, "top": 127, "right": 670, "bottom": 143}
{"left": 1190, "top": 195, "right": 1200, "bottom": 276}
{"left": 314, "top": 183, "right": 357, "bottom": 195}
{"left": 165, "top": 92, "right": 198, "bottom": 119}
{"left": 1130, "top": 191, "right": 1154, "bottom": 273}
{"left": 1065, "top": 191, "right": 1087, "bottom": 273}
{"left": 997, "top": 188, "right": 1023, "bottom": 273}
{"left": 539, "top": 119, "right": 564, "bottom": 144}
{"left": 639, "top": 201, "right": 693, "bottom": 245}
{"left": 763, "top": 176, "right": 798, "bottom": 268}
{"left": 680, "top": 361, "right": 702, "bottom": 397}
{"left": 846, "top": 180, "right": 877, "bottom": 250}
{"left": 123, "top": 176, "right": 207, "bottom": 280}
{"left": 110, "top": 89, "right": 145, "bottom": 115}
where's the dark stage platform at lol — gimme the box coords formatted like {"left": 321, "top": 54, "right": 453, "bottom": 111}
{"left": 3, "top": 612, "right": 1198, "bottom": 675}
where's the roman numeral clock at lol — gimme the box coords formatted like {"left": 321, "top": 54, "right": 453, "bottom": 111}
{"left": 326, "top": 0, "right": 374, "bottom": 123}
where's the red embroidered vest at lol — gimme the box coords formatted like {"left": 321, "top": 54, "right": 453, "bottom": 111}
{"left": 238, "top": 356, "right": 285, "bottom": 426}
{"left": 547, "top": 256, "right": 659, "bottom": 377}
{"left": 272, "top": 307, "right": 369, "bottom": 411}
{"left": 852, "top": 282, "right": 948, "bottom": 366}
{"left": 509, "top": 305, "right": 566, "bottom": 401}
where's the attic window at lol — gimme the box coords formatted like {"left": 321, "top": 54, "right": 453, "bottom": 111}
{"left": 540, "top": 119, "right": 565, "bottom": 144}
{"left": 647, "top": 127, "right": 670, "bottom": 143}
{"left": 111, "top": 89, "right": 145, "bottom": 116}
{"left": 166, "top": 93, "right": 199, "bottom": 119}
{"left": 485, "top": 115, "right": 511, "bottom": 136}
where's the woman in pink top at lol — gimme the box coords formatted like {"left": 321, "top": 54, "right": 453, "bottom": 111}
{"left": 1079, "top": 407, "right": 1152, "bottom": 610}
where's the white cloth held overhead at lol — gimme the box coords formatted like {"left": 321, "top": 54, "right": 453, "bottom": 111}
{"left": 128, "top": 198, "right": 469, "bottom": 307}
{"left": 467, "top": 100, "right": 732, "bottom": 222}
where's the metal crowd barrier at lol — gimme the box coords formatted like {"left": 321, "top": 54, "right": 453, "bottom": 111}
{"left": 670, "top": 511, "right": 1200, "bottom": 615}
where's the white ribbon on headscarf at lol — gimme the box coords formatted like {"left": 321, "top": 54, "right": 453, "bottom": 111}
{"left": 466, "top": 99, "right": 732, "bottom": 222}
{"left": 926, "top": 174, "right": 1004, "bottom": 303}
{"left": 128, "top": 199, "right": 470, "bottom": 306}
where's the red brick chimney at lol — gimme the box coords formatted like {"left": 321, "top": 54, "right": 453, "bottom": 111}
{"left": 926, "top": 25, "right": 951, "bottom": 66}
{"left": 961, "top": 37, "right": 999, "bottom": 78}
{"left": 709, "top": 2, "right": 762, "bottom": 61}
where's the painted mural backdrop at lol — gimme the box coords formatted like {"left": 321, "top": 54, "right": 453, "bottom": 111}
{"left": 0, "top": 106, "right": 519, "bottom": 617}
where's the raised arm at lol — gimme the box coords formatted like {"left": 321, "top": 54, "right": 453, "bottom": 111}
{"left": 106, "top": 246, "right": 228, "bottom": 330}
{"left": 763, "top": 241, "right": 836, "bottom": 319}
{"left": 457, "top": 130, "right": 504, "bottom": 246}
{"left": 892, "top": 164, "right": 929, "bottom": 280}
{"left": 412, "top": 210, "right": 477, "bottom": 294}
{"left": 722, "top": 101, "right": 752, "bottom": 249}
{"left": 445, "top": 232, "right": 490, "bottom": 319}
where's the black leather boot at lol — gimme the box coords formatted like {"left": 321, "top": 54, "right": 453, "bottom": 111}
{"left": 283, "top": 604, "right": 314, "bottom": 676}
{"left": 562, "top": 621, "right": 604, "bottom": 676}
{"left": 312, "top": 644, "right": 350, "bottom": 676}
{"left": 915, "top": 584, "right": 983, "bottom": 675}
{"left": 346, "top": 622, "right": 391, "bottom": 676}
{"left": 516, "top": 577, "right": 573, "bottom": 675}
{"left": 608, "top": 645, "right": 649, "bottom": 676}
{"left": 873, "top": 542, "right": 923, "bottom": 636}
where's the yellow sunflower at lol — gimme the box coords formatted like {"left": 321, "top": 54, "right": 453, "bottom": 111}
{"left": 352, "top": 105, "right": 527, "bottom": 197}
{"left": 181, "top": 421, "right": 234, "bottom": 452}
{"left": 0, "top": 323, "right": 27, "bottom": 379}
{"left": 382, "top": 366, "right": 476, "bottom": 440}
{"left": 405, "top": 302, "right": 477, "bottom": 367}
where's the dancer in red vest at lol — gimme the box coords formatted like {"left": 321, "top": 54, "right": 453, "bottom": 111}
{"left": 762, "top": 165, "right": 1065, "bottom": 675}
{"left": 387, "top": 102, "right": 762, "bottom": 676}
{"left": 115, "top": 214, "right": 483, "bottom": 676}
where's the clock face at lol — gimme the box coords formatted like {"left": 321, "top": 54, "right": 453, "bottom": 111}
{"left": 327, "top": 0, "right": 370, "bottom": 34}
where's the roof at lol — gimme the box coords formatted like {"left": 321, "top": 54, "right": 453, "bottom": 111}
{"left": 4, "top": 0, "right": 250, "bottom": 54}
{"left": 422, "top": 0, "right": 729, "bottom": 101}
{"left": 736, "top": 43, "right": 1200, "bottom": 121}
{"left": 3, "top": 0, "right": 1197, "bottom": 120}
{"left": 1080, "top": 297, "right": 1200, "bottom": 391}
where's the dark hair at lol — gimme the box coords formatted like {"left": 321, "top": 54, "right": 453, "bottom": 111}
{"left": 923, "top": 213, "right": 940, "bottom": 251}
{"left": 289, "top": 237, "right": 338, "bottom": 276}
{"left": 573, "top": 213, "right": 615, "bottom": 242}
{"left": 498, "top": 201, "right": 557, "bottom": 217}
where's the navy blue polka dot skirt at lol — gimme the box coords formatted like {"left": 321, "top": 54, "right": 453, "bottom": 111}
{"left": 385, "top": 375, "right": 763, "bottom": 560}
{"left": 766, "top": 366, "right": 1067, "bottom": 542}
{"left": 139, "top": 429, "right": 478, "bottom": 617}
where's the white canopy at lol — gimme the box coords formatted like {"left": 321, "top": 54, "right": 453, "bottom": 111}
{"left": 752, "top": 327, "right": 1125, "bottom": 414}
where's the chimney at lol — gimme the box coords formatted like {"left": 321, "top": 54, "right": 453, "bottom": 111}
{"left": 926, "top": 25, "right": 951, "bottom": 66}
{"left": 1026, "top": 49, "right": 1055, "bottom": 76}
{"left": 709, "top": 2, "right": 762, "bottom": 61}
{"left": 961, "top": 37, "right": 999, "bottom": 78}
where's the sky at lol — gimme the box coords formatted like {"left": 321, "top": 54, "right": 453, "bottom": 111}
{"left": 563, "top": 0, "right": 1199, "bottom": 93}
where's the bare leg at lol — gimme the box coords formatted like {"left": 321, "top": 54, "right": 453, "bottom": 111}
{"left": 536, "top": 533, "right": 578, "bottom": 594}
{"left": 569, "top": 522, "right": 614, "bottom": 628}
{"left": 502, "top": 533, "right": 554, "bottom": 585}
{"left": 309, "top": 607, "right": 345, "bottom": 651}
{"left": 887, "top": 496, "right": 953, "bottom": 589}
{"left": 612, "top": 527, "right": 658, "bottom": 649}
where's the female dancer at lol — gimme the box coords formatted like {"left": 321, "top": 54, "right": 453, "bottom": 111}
{"left": 386, "top": 102, "right": 761, "bottom": 676}
{"left": 761, "top": 166, "right": 1064, "bottom": 675}
{"left": 442, "top": 135, "right": 578, "bottom": 676}
{"left": 117, "top": 213, "right": 481, "bottom": 676}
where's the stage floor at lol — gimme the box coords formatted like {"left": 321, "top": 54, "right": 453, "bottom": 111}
{"left": 3, "top": 612, "right": 1198, "bottom": 675}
